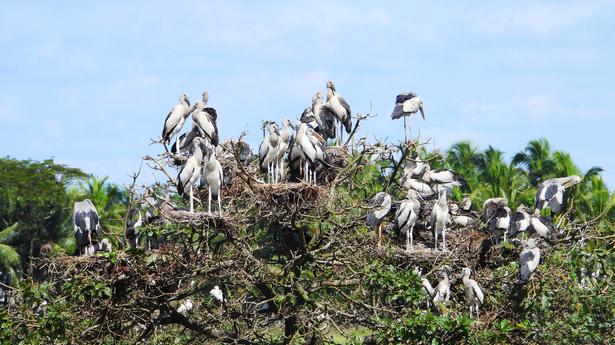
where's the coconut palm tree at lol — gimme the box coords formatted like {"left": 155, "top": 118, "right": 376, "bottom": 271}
{"left": 0, "top": 223, "right": 20, "bottom": 285}
{"left": 512, "top": 138, "right": 556, "bottom": 187}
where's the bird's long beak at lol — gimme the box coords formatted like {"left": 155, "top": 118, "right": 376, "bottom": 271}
{"left": 419, "top": 105, "right": 425, "bottom": 120}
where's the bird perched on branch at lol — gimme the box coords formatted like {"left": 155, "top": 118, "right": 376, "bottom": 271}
{"left": 518, "top": 238, "right": 540, "bottom": 284}
{"left": 535, "top": 175, "right": 581, "bottom": 214}
{"left": 324, "top": 80, "right": 352, "bottom": 145}
{"left": 177, "top": 137, "right": 206, "bottom": 213}
{"left": 431, "top": 189, "right": 449, "bottom": 250}
{"left": 414, "top": 267, "right": 435, "bottom": 308}
{"left": 201, "top": 145, "right": 224, "bottom": 215}
{"left": 162, "top": 92, "right": 191, "bottom": 153}
{"left": 366, "top": 192, "right": 392, "bottom": 248}
{"left": 509, "top": 205, "right": 531, "bottom": 238}
{"left": 461, "top": 267, "right": 484, "bottom": 318}
{"left": 191, "top": 91, "right": 219, "bottom": 147}
{"left": 259, "top": 123, "right": 280, "bottom": 183}
{"left": 170, "top": 126, "right": 200, "bottom": 155}
{"left": 391, "top": 92, "right": 425, "bottom": 144}
{"left": 396, "top": 190, "right": 421, "bottom": 252}
{"left": 73, "top": 199, "right": 100, "bottom": 256}
{"left": 529, "top": 209, "right": 555, "bottom": 238}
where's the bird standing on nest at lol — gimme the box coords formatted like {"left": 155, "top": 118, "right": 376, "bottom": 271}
{"left": 162, "top": 92, "right": 191, "bottom": 154}
{"left": 461, "top": 267, "right": 484, "bottom": 318}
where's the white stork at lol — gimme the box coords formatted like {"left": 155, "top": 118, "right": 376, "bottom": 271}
{"left": 396, "top": 190, "right": 421, "bottom": 252}
{"left": 519, "top": 239, "right": 540, "bottom": 283}
{"left": 324, "top": 80, "right": 352, "bottom": 145}
{"left": 461, "top": 197, "right": 472, "bottom": 211}
{"left": 170, "top": 125, "right": 200, "bottom": 154}
{"left": 259, "top": 123, "right": 280, "bottom": 183}
{"left": 366, "top": 192, "right": 392, "bottom": 248}
{"left": 481, "top": 197, "right": 508, "bottom": 224}
{"left": 489, "top": 206, "right": 511, "bottom": 243}
{"left": 391, "top": 92, "right": 425, "bottom": 144}
{"left": 177, "top": 299, "right": 194, "bottom": 315}
{"left": 274, "top": 118, "right": 293, "bottom": 182}
{"left": 177, "top": 137, "right": 206, "bottom": 213}
{"left": 311, "top": 90, "right": 336, "bottom": 140}
{"left": 210, "top": 285, "right": 225, "bottom": 313}
{"left": 529, "top": 209, "right": 555, "bottom": 238}
{"left": 403, "top": 157, "right": 428, "bottom": 178}
{"left": 73, "top": 199, "right": 100, "bottom": 256}
{"left": 191, "top": 91, "right": 219, "bottom": 147}
{"left": 431, "top": 189, "right": 449, "bottom": 250}
{"left": 401, "top": 173, "right": 436, "bottom": 199}
{"left": 162, "top": 92, "right": 191, "bottom": 153}
{"left": 201, "top": 145, "right": 224, "bottom": 215}
{"left": 461, "top": 267, "right": 484, "bottom": 318}
{"left": 421, "top": 164, "right": 467, "bottom": 196}
{"left": 509, "top": 205, "right": 531, "bottom": 238}
{"left": 535, "top": 175, "right": 581, "bottom": 214}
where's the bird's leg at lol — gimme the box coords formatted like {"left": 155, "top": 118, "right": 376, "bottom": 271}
{"left": 410, "top": 224, "right": 414, "bottom": 251}
{"left": 442, "top": 228, "right": 447, "bottom": 251}
{"left": 208, "top": 186, "right": 212, "bottom": 214}
{"left": 405, "top": 229, "right": 410, "bottom": 252}
{"left": 218, "top": 193, "right": 222, "bottom": 217}
{"left": 403, "top": 116, "right": 408, "bottom": 144}
{"left": 377, "top": 223, "right": 382, "bottom": 248}
{"left": 434, "top": 228, "right": 438, "bottom": 250}
{"left": 176, "top": 136, "right": 180, "bottom": 155}
{"left": 408, "top": 117, "right": 413, "bottom": 145}
{"left": 280, "top": 159, "right": 285, "bottom": 182}
{"left": 189, "top": 184, "right": 194, "bottom": 213}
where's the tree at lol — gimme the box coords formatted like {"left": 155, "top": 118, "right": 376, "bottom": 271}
{"left": 0, "top": 157, "right": 85, "bottom": 275}
{"left": 445, "top": 141, "right": 481, "bottom": 186}
{"left": 0, "top": 223, "right": 20, "bottom": 285}
{"left": 512, "top": 138, "right": 556, "bottom": 186}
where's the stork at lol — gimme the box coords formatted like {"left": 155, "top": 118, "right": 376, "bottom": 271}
{"left": 401, "top": 173, "right": 436, "bottom": 199}
{"left": 210, "top": 285, "right": 225, "bottom": 314}
{"left": 432, "top": 268, "right": 451, "bottom": 312}
{"left": 177, "top": 299, "right": 194, "bottom": 315}
{"left": 489, "top": 206, "right": 511, "bottom": 243}
{"left": 295, "top": 122, "right": 326, "bottom": 184}
{"left": 529, "top": 209, "right": 555, "bottom": 238}
{"left": 73, "top": 199, "right": 100, "bottom": 256}
{"left": 274, "top": 118, "right": 293, "bottom": 182}
{"left": 481, "top": 197, "right": 508, "bottom": 224}
{"left": 324, "top": 80, "right": 352, "bottom": 145}
{"left": 170, "top": 125, "right": 200, "bottom": 154}
{"left": 396, "top": 190, "right": 421, "bottom": 252}
{"left": 518, "top": 239, "right": 540, "bottom": 284}
{"left": 126, "top": 208, "right": 143, "bottom": 248}
{"left": 414, "top": 267, "right": 435, "bottom": 308}
{"left": 259, "top": 123, "right": 280, "bottom": 183}
{"left": 191, "top": 91, "right": 219, "bottom": 147}
{"left": 391, "top": 92, "right": 425, "bottom": 144}
{"left": 535, "top": 175, "right": 581, "bottom": 214}
{"left": 366, "top": 192, "right": 392, "bottom": 248}
{"left": 162, "top": 92, "right": 191, "bottom": 153}
{"left": 421, "top": 164, "right": 467, "bottom": 196}
{"left": 461, "top": 267, "right": 484, "bottom": 318}
{"left": 201, "top": 145, "right": 224, "bottom": 215}
{"left": 312, "top": 90, "right": 336, "bottom": 140}
{"left": 509, "top": 205, "right": 531, "bottom": 238}
{"left": 177, "top": 137, "right": 206, "bottom": 213}
{"left": 431, "top": 189, "right": 449, "bottom": 250}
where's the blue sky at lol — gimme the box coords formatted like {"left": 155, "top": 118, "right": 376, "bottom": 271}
{"left": 1, "top": 1, "right": 614, "bottom": 187}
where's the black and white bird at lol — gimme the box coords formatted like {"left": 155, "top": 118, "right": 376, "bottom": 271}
{"left": 508, "top": 205, "right": 531, "bottom": 238}
{"left": 396, "top": 190, "right": 421, "bottom": 252}
{"left": 529, "top": 209, "right": 555, "bottom": 238}
{"left": 518, "top": 238, "right": 540, "bottom": 283}
{"left": 432, "top": 268, "right": 451, "bottom": 309}
{"left": 259, "top": 123, "right": 280, "bottom": 183}
{"left": 162, "top": 92, "right": 191, "bottom": 153}
{"left": 481, "top": 197, "right": 508, "bottom": 224}
{"left": 421, "top": 164, "right": 467, "bottom": 196}
{"left": 401, "top": 173, "right": 436, "bottom": 199}
{"left": 535, "top": 175, "right": 581, "bottom": 214}
{"left": 404, "top": 157, "right": 429, "bottom": 178}
{"left": 461, "top": 267, "right": 484, "bottom": 318}
{"left": 391, "top": 92, "right": 425, "bottom": 143}
{"left": 274, "top": 118, "right": 293, "bottom": 182}
{"left": 489, "top": 206, "right": 511, "bottom": 243}
{"left": 295, "top": 122, "right": 326, "bottom": 184}
{"left": 312, "top": 90, "right": 336, "bottom": 140}
{"left": 366, "top": 192, "right": 392, "bottom": 248}
{"left": 126, "top": 208, "right": 143, "bottom": 248}
{"left": 201, "top": 145, "right": 224, "bottom": 215}
{"left": 191, "top": 91, "right": 219, "bottom": 147}
{"left": 95, "top": 238, "right": 112, "bottom": 253}
{"left": 450, "top": 204, "right": 475, "bottom": 227}
{"left": 324, "top": 80, "right": 352, "bottom": 145}
{"left": 177, "top": 299, "right": 194, "bottom": 315}
{"left": 73, "top": 199, "right": 100, "bottom": 256}
{"left": 177, "top": 137, "right": 206, "bottom": 213}
{"left": 431, "top": 189, "right": 449, "bottom": 250}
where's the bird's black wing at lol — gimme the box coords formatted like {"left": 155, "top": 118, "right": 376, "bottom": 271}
{"left": 204, "top": 107, "right": 217, "bottom": 121}
{"left": 396, "top": 92, "right": 417, "bottom": 104}
{"left": 300, "top": 107, "right": 312, "bottom": 121}
{"left": 318, "top": 105, "right": 337, "bottom": 139}
{"left": 205, "top": 109, "right": 220, "bottom": 147}
{"left": 338, "top": 95, "right": 353, "bottom": 133}
{"left": 162, "top": 110, "right": 173, "bottom": 141}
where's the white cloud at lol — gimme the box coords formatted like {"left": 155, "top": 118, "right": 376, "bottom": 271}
{"left": 467, "top": 1, "right": 604, "bottom": 37}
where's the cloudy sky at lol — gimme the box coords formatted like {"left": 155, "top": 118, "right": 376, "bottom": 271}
{"left": 1, "top": 1, "right": 614, "bottom": 187}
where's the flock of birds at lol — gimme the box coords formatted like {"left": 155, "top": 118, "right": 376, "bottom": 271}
{"left": 69, "top": 80, "right": 584, "bottom": 318}
{"left": 366, "top": 155, "right": 581, "bottom": 314}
